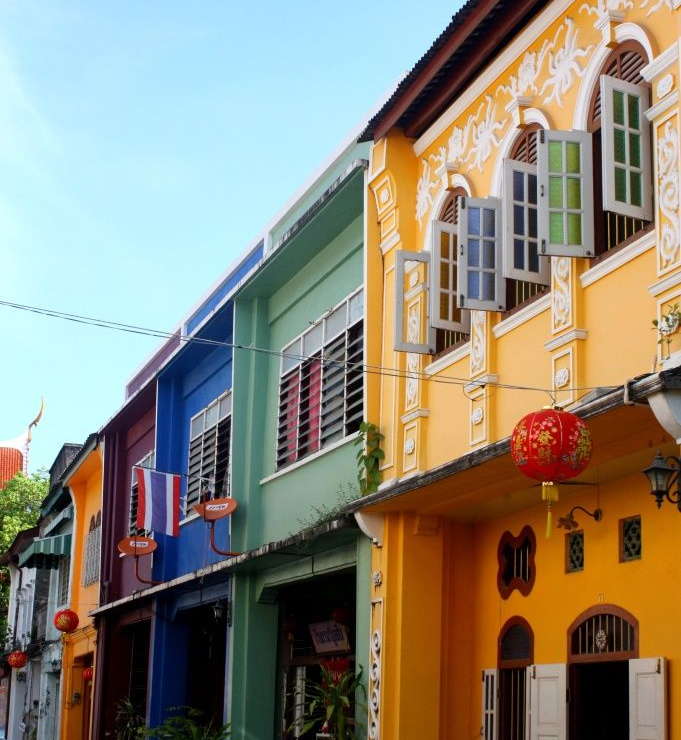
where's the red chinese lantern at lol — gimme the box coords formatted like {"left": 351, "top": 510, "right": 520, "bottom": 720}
{"left": 82, "top": 666, "right": 93, "bottom": 681}
{"left": 511, "top": 407, "right": 593, "bottom": 535}
{"left": 331, "top": 606, "right": 351, "bottom": 626}
{"left": 7, "top": 651, "right": 28, "bottom": 669}
{"left": 53, "top": 608, "right": 79, "bottom": 633}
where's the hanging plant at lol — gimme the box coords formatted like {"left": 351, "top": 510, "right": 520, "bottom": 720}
{"left": 355, "top": 423, "right": 384, "bottom": 496}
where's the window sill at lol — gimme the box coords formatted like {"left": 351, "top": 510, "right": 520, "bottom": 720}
{"left": 493, "top": 292, "right": 552, "bottom": 338}
{"left": 580, "top": 229, "right": 655, "bottom": 288}
{"left": 261, "top": 434, "right": 357, "bottom": 485}
{"left": 180, "top": 510, "right": 200, "bottom": 527}
{"left": 425, "top": 341, "right": 471, "bottom": 376}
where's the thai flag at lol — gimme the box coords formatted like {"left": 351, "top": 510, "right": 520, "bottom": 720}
{"left": 135, "top": 468, "right": 180, "bottom": 536}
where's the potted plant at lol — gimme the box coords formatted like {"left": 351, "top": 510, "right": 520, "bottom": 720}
{"left": 147, "top": 706, "right": 230, "bottom": 740}
{"left": 291, "top": 664, "right": 364, "bottom": 740}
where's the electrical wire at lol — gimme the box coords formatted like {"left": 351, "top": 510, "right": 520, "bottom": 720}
{"left": 0, "top": 298, "right": 620, "bottom": 397}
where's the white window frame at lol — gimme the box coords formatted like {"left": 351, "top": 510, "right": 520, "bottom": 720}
{"left": 277, "top": 289, "right": 364, "bottom": 469}
{"left": 481, "top": 668, "right": 498, "bottom": 740}
{"left": 129, "top": 451, "right": 154, "bottom": 536}
{"left": 430, "top": 221, "right": 471, "bottom": 333}
{"left": 629, "top": 657, "right": 666, "bottom": 740}
{"left": 457, "top": 196, "right": 505, "bottom": 311}
{"left": 186, "top": 391, "right": 232, "bottom": 514}
{"left": 503, "top": 158, "right": 550, "bottom": 285}
{"left": 537, "top": 129, "right": 595, "bottom": 258}
{"left": 601, "top": 75, "right": 653, "bottom": 221}
{"left": 394, "top": 251, "right": 436, "bottom": 353}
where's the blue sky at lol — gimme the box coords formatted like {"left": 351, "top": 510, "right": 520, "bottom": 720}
{"left": 0, "top": 1, "right": 463, "bottom": 472}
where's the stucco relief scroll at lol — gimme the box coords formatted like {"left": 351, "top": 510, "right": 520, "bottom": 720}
{"left": 405, "top": 304, "right": 420, "bottom": 408}
{"left": 658, "top": 119, "right": 680, "bottom": 270}
{"left": 369, "top": 627, "right": 382, "bottom": 739}
{"left": 470, "top": 311, "right": 487, "bottom": 376}
{"left": 552, "top": 257, "right": 572, "bottom": 331}
{"left": 640, "top": 0, "right": 673, "bottom": 15}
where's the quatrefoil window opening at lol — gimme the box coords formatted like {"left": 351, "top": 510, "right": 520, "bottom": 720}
{"left": 497, "top": 525, "right": 537, "bottom": 599}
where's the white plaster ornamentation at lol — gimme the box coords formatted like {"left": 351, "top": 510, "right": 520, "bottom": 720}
{"left": 369, "top": 629, "right": 382, "bottom": 739}
{"left": 447, "top": 122, "right": 473, "bottom": 169}
{"left": 471, "top": 407, "right": 484, "bottom": 425}
{"left": 658, "top": 74, "right": 674, "bottom": 99}
{"left": 416, "top": 147, "right": 447, "bottom": 224}
{"left": 658, "top": 120, "right": 681, "bottom": 269}
{"left": 640, "top": 0, "right": 673, "bottom": 15}
{"left": 466, "top": 96, "right": 508, "bottom": 174}
{"left": 552, "top": 257, "right": 572, "bottom": 331}
{"left": 404, "top": 438, "right": 416, "bottom": 454}
{"left": 470, "top": 311, "right": 487, "bottom": 376}
{"left": 579, "top": 0, "right": 632, "bottom": 22}
{"left": 555, "top": 367, "right": 570, "bottom": 388}
{"left": 406, "top": 305, "right": 420, "bottom": 407}
{"left": 539, "top": 18, "right": 594, "bottom": 106}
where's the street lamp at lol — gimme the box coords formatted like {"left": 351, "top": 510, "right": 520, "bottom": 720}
{"left": 642, "top": 451, "right": 681, "bottom": 511}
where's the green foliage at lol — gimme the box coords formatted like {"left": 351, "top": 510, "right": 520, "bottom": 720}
{"left": 115, "top": 698, "right": 146, "bottom": 740}
{"left": 0, "top": 469, "right": 48, "bottom": 643}
{"left": 652, "top": 303, "right": 681, "bottom": 359}
{"left": 355, "top": 422, "right": 384, "bottom": 496}
{"left": 147, "top": 707, "right": 230, "bottom": 740}
{"left": 296, "top": 484, "right": 358, "bottom": 531}
{"left": 291, "top": 665, "right": 365, "bottom": 740}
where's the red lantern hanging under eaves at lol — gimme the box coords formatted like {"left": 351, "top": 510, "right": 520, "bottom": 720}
{"left": 53, "top": 608, "right": 79, "bottom": 634}
{"left": 7, "top": 651, "right": 28, "bottom": 669}
{"left": 511, "top": 407, "right": 593, "bottom": 535}
{"left": 82, "top": 666, "right": 94, "bottom": 681}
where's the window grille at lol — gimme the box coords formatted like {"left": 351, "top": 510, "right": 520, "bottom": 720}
{"left": 497, "top": 526, "right": 536, "bottom": 599}
{"left": 569, "top": 606, "right": 638, "bottom": 660}
{"left": 566, "top": 530, "right": 584, "bottom": 573}
{"left": 82, "top": 511, "right": 101, "bottom": 586}
{"left": 498, "top": 618, "right": 533, "bottom": 740}
{"left": 276, "top": 290, "right": 364, "bottom": 469}
{"left": 620, "top": 515, "right": 641, "bottom": 561}
{"left": 186, "top": 392, "right": 232, "bottom": 512}
{"left": 129, "top": 451, "right": 154, "bottom": 536}
{"left": 57, "top": 554, "right": 71, "bottom": 606}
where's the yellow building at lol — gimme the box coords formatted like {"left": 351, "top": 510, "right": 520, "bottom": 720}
{"left": 355, "top": 1, "right": 681, "bottom": 738}
{"left": 60, "top": 434, "right": 101, "bottom": 740}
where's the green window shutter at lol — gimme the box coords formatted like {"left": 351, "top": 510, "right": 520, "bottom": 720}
{"left": 601, "top": 75, "right": 652, "bottom": 221}
{"left": 394, "top": 250, "right": 435, "bottom": 353}
{"left": 538, "top": 130, "right": 594, "bottom": 258}
{"left": 457, "top": 196, "right": 505, "bottom": 311}
{"left": 430, "top": 219, "right": 471, "bottom": 333}
{"left": 502, "top": 158, "right": 550, "bottom": 285}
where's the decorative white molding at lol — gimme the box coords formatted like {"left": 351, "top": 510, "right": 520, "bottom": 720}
{"left": 555, "top": 367, "right": 570, "bottom": 388}
{"left": 470, "top": 311, "right": 487, "bottom": 376}
{"left": 579, "top": 230, "right": 655, "bottom": 287}
{"left": 471, "top": 407, "right": 484, "bottom": 425}
{"left": 425, "top": 342, "right": 471, "bottom": 375}
{"left": 538, "top": 18, "right": 594, "bottom": 106}
{"left": 657, "top": 119, "right": 681, "bottom": 270}
{"left": 372, "top": 571, "right": 383, "bottom": 586}
{"left": 642, "top": 44, "right": 679, "bottom": 84}
{"left": 648, "top": 270, "right": 681, "bottom": 297}
{"left": 400, "top": 408, "right": 431, "bottom": 423}
{"left": 544, "top": 328, "right": 588, "bottom": 351}
{"left": 404, "top": 439, "right": 415, "bottom": 454}
{"left": 414, "top": 0, "right": 575, "bottom": 154}
{"left": 354, "top": 512, "right": 384, "bottom": 547}
{"left": 552, "top": 257, "right": 572, "bottom": 331}
{"left": 658, "top": 74, "right": 674, "bottom": 99}
{"left": 493, "top": 294, "right": 552, "bottom": 337}
{"left": 640, "top": 0, "right": 674, "bottom": 16}
{"left": 464, "top": 374, "right": 500, "bottom": 394}
{"left": 380, "top": 232, "right": 400, "bottom": 255}
{"left": 645, "top": 90, "right": 680, "bottom": 122}
{"left": 369, "top": 621, "right": 382, "bottom": 739}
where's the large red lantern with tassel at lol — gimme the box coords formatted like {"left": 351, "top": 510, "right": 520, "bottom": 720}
{"left": 53, "top": 608, "right": 79, "bottom": 633}
{"left": 7, "top": 651, "right": 28, "bottom": 669}
{"left": 511, "top": 408, "right": 593, "bottom": 535}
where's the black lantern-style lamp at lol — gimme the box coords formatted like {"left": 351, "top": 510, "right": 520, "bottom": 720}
{"left": 643, "top": 451, "right": 681, "bottom": 510}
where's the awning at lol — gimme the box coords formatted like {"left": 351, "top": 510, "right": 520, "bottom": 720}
{"left": 18, "top": 534, "right": 71, "bottom": 570}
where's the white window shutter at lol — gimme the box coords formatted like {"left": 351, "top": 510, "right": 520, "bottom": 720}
{"left": 527, "top": 663, "right": 566, "bottom": 740}
{"left": 503, "top": 159, "right": 550, "bottom": 285}
{"left": 430, "top": 220, "right": 471, "bottom": 333}
{"left": 481, "top": 669, "right": 498, "bottom": 740}
{"left": 601, "top": 75, "right": 653, "bottom": 221}
{"left": 538, "top": 130, "right": 595, "bottom": 258}
{"left": 457, "top": 196, "right": 505, "bottom": 311}
{"left": 630, "top": 657, "right": 666, "bottom": 740}
{"left": 394, "top": 250, "right": 435, "bottom": 353}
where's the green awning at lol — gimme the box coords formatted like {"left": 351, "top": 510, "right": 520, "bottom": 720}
{"left": 18, "top": 534, "right": 72, "bottom": 570}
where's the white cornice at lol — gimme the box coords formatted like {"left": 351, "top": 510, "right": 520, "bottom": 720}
{"left": 579, "top": 231, "right": 655, "bottom": 288}
{"left": 400, "top": 408, "right": 431, "bottom": 424}
{"left": 380, "top": 232, "right": 400, "bottom": 255}
{"left": 414, "top": 0, "right": 574, "bottom": 155}
{"left": 641, "top": 42, "right": 679, "bottom": 83}
{"left": 425, "top": 342, "right": 471, "bottom": 375}
{"left": 464, "top": 374, "right": 499, "bottom": 394}
{"left": 493, "top": 294, "right": 551, "bottom": 338}
{"left": 645, "top": 90, "right": 680, "bottom": 123}
{"left": 544, "top": 329, "right": 588, "bottom": 351}
{"left": 648, "top": 270, "right": 681, "bottom": 297}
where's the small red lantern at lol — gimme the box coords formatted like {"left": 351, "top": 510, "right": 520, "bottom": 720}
{"left": 53, "top": 608, "right": 79, "bottom": 633}
{"left": 82, "top": 666, "right": 93, "bottom": 681}
{"left": 331, "top": 606, "right": 351, "bottom": 626}
{"left": 7, "top": 651, "right": 28, "bottom": 669}
{"left": 511, "top": 407, "right": 593, "bottom": 535}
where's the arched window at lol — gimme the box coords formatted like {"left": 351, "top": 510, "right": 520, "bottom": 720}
{"left": 504, "top": 124, "right": 550, "bottom": 311}
{"left": 433, "top": 187, "right": 470, "bottom": 354}
{"left": 498, "top": 618, "right": 534, "bottom": 740}
{"left": 567, "top": 604, "right": 638, "bottom": 662}
{"left": 588, "top": 42, "right": 652, "bottom": 256}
